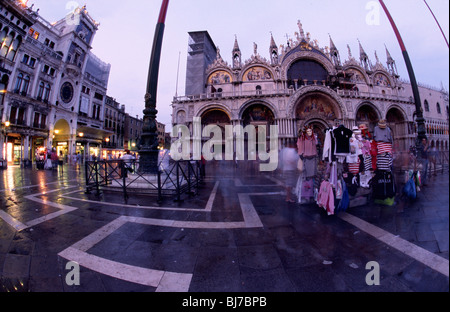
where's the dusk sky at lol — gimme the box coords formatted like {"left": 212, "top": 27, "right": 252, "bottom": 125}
{"left": 27, "top": 0, "right": 449, "bottom": 131}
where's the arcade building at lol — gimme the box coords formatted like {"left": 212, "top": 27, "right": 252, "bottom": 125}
{"left": 0, "top": 1, "right": 111, "bottom": 168}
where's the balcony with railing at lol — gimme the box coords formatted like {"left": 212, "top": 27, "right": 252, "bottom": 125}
{"left": 25, "top": 37, "right": 63, "bottom": 61}
{"left": 173, "top": 84, "right": 415, "bottom": 104}
{"left": 173, "top": 88, "right": 292, "bottom": 103}
{"left": 336, "top": 89, "right": 414, "bottom": 103}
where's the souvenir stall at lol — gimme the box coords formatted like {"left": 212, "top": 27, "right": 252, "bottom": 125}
{"left": 297, "top": 120, "right": 398, "bottom": 216}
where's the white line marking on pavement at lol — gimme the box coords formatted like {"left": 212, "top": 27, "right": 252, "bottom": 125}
{"left": 339, "top": 212, "right": 449, "bottom": 277}
{"left": 0, "top": 186, "right": 79, "bottom": 231}
{"left": 125, "top": 215, "right": 248, "bottom": 229}
{"left": 0, "top": 179, "right": 79, "bottom": 193}
{"left": 59, "top": 246, "right": 192, "bottom": 291}
{"left": 59, "top": 181, "right": 221, "bottom": 213}
{"left": 238, "top": 194, "right": 264, "bottom": 228}
{"left": 205, "top": 181, "right": 219, "bottom": 212}
{"left": 0, "top": 210, "right": 28, "bottom": 231}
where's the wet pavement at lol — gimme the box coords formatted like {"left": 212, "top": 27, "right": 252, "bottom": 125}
{"left": 0, "top": 162, "right": 448, "bottom": 293}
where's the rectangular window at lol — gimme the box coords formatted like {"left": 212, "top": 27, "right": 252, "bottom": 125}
{"left": 94, "top": 92, "right": 103, "bottom": 101}
{"left": 22, "top": 54, "right": 29, "bottom": 64}
{"left": 41, "top": 114, "right": 47, "bottom": 129}
{"left": 34, "top": 112, "right": 40, "bottom": 128}
{"left": 42, "top": 65, "right": 50, "bottom": 74}
{"left": 17, "top": 108, "right": 25, "bottom": 125}
{"left": 9, "top": 106, "right": 17, "bottom": 124}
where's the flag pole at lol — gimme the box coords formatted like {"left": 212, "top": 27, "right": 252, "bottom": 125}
{"left": 423, "top": 0, "right": 449, "bottom": 48}
{"left": 139, "top": 0, "right": 170, "bottom": 174}
{"left": 378, "top": 0, "right": 427, "bottom": 147}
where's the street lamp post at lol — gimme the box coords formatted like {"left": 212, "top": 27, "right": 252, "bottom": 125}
{"left": 1, "top": 121, "right": 10, "bottom": 169}
{"left": 138, "top": 0, "right": 170, "bottom": 174}
{"left": 378, "top": 0, "right": 427, "bottom": 148}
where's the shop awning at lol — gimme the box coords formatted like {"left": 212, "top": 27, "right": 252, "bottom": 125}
{"left": 77, "top": 126, "right": 114, "bottom": 140}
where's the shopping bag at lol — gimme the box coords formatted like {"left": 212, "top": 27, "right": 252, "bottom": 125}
{"left": 403, "top": 178, "right": 416, "bottom": 199}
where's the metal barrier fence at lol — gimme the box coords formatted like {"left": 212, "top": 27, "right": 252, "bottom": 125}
{"left": 85, "top": 159, "right": 201, "bottom": 202}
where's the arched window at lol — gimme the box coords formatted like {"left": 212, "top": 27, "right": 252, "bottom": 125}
{"left": 21, "top": 75, "right": 30, "bottom": 95}
{"left": 424, "top": 100, "right": 430, "bottom": 112}
{"left": 437, "top": 102, "right": 441, "bottom": 114}
{"left": 0, "top": 27, "right": 9, "bottom": 47}
{"left": 0, "top": 31, "right": 15, "bottom": 58}
{"left": 14, "top": 73, "right": 23, "bottom": 93}
{"left": 256, "top": 85, "right": 262, "bottom": 95}
{"left": 37, "top": 81, "right": 45, "bottom": 100}
{"left": 0, "top": 74, "right": 8, "bottom": 106}
{"left": 6, "top": 35, "right": 21, "bottom": 61}
{"left": 43, "top": 83, "right": 51, "bottom": 102}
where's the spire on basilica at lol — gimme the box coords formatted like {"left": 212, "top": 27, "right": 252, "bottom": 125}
{"left": 385, "top": 45, "right": 398, "bottom": 75}
{"left": 270, "top": 32, "right": 279, "bottom": 65}
{"left": 232, "top": 35, "right": 241, "bottom": 69}
{"left": 329, "top": 34, "right": 341, "bottom": 67}
{"left": 358, "top": 39, "right": 371, "bottom": 71}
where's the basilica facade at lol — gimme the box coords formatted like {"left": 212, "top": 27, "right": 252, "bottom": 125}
{"left": 172, "top": 22, "right": 449, "bottom": 155}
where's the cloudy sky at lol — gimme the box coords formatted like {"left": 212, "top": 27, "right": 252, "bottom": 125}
{"left": 28, "top": 0, "right": 449, "bottom": 130}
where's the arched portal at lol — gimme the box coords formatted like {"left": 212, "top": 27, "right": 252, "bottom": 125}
{"left": 241, "top": 104, "right": 275, "bottom": 128}
{"left": 355, "top": 104, "right": 380, "bottom": 132}
{"left": 295, "top": 92, "right": 341, "bottom": 154}
{"left": 303, "top": 118, "right": 330, "bottom": 158}
{"left": 200, "top": 109, "right": 231, "bottom": 160}
{"left": 53, "top": 119, "right": 71, "bottom": 158}
{"left": 386, "top": 106, "right": 407, "bottom": 151}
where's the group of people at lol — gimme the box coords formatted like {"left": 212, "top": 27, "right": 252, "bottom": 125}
{"left": 416, "top": 137, "right": 439, "bottom": 187}
{"left": 36, "top": 148, "right": 62, "bottom": 170}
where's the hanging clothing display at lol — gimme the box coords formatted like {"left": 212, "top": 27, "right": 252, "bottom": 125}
{"left": 297, "top": 134, "right": 318, "bottom": 157}
{"left": 322, "top": 128, "right": 337, "bottom": 162}
{"left": 303, "top": 156, "right": 317, "bottom": 178}
{"left": 377, "top": 142, "right": 393, "bottom": 154}
{"left": 376, "top": 153, "right": 393, "bottom": 171}
{"left": 359, "top": 171, "right": 373, "bottom": 188}
{"left": 363, "top": 154, "right": 372, "bottom": 172}
{"left": 372, "top": 170, "right": 396, "bottom": 200}
{"left": 317, "top": 180, "right": 335, "bottom": 215}
{"left": 297, "top": 130, "right": 318, "bottom": 178}
{"left": 333, "top": 125, "right": 353, "bottom": 156}
{"left": 309, "top": 123, "right": 398, "bottom": 216}
{"left": 373, "top": 121, "right": 393, "bottom": 144}
{"left": 348, "top": 159, "right": 361, "bottom": 175}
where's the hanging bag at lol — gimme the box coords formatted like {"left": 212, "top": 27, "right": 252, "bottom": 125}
{"left": 337, "top": 178, "right": 350, "bottom": 212}
{"left": 403, "top": 177, "right": 417, "bottom": 199}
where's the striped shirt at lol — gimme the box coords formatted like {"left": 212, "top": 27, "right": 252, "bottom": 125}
{"left": 348, "top": 159, "right": 361, "bottom": 175}
{"left": 377, "top": 142, "right": 393, "bottom": 155}
{"left": 376, "top": 153, "right": 393, "bottom": 171}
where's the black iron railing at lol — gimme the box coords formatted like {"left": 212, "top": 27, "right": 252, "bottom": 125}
{"left": 85, "top": 159, "right": 201, "bottom": 202}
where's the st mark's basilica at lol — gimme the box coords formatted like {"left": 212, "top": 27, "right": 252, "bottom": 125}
{"left": 172, "top": 21, "right": 449, "bottom": 155}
